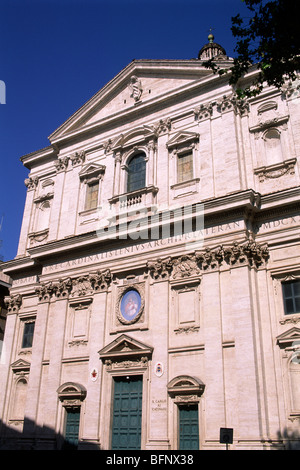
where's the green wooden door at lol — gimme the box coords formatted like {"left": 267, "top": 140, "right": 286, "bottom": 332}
{"left": 179, "top": 405, "right": 199, "bottom": 450}
{"left": 64, "top": 408, "right": 80, "bottom": 449}
{"left": 111, "top": 376, "right": 143, "bottom": 450}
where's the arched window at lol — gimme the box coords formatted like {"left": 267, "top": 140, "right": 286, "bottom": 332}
{"left": 264, "top": 128, "right": 283, "bottom": 165}
{"left": 127, "top": 153, "right": 146, "bottom": 192}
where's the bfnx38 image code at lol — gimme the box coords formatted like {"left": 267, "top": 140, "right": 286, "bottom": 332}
{"left": 150, "top": 454, "right": 194, "bottom": 465}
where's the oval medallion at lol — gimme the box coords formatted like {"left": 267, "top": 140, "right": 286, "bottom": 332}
{"left": 120, "top": 289, "right": 142, "bottom": 323}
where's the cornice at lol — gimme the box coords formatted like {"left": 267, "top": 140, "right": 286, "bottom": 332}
{"left": 3, "top": 187, "right": 298, "bottom": 276}
{"left": 48, "top": 59, "right": 224, "bottom": 141}
{"left": 48, "top": 65, "right": 232, "bottom": 147}
{"left": 259, "top": 186, "right": 300, "bottom": 211}
{"left": 20, "top": 146, "right": 57, "bottom": 170}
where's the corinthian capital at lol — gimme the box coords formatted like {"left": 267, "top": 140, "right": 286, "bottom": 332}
{"left": 89, "top": 269, "right": 112, "bottom": 291}
{"left": 147, "top": 257, "right": 173, "bottom": 281}
{"left": 5, "top": 294, "right": 22, "bottom": 313}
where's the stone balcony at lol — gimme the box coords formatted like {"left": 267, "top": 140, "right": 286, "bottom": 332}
{"left": 108, "top": 185, "right": 159, "bottom": 217}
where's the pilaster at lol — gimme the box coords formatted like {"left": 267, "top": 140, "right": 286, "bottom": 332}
{"left": 22, "top": 299, "right": 50, "bottom": 436}
{"left": 80, "top": 289, "right": 108, "bottom": 449}
{"left": 41, "top": 281, "right": 70, "bottom": 440}
{"left": 146, "top": 264, "right": 170, "bottom": 450}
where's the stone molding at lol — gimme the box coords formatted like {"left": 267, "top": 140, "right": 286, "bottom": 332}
{"left": 99, "top": 333, "right": 153, "bottom": 369}
{"left": 254, "top": 158, "right": 297, "bottom": 182}
{"left": 57, "top": 382, "right": 87, "bottom": 408}
{"left": 196, "top": 241, "right": 269, "bottom": 270}
{"left": 79, "top": 163, "right": 106, "bottom": 183}
{"left": 147, "top": 241, "right": 269, "bottom": 281}
{"left": 250, "top": 115, "right": 289, "bottom": 137}
{"left": 167, "top": 375, "right": 205, "bottom": 404}
{"left": 193, "top": 94, "right": 250, "bottom": 121}
{"left": 35, "top": 269, "right": 112, "bottom": 302}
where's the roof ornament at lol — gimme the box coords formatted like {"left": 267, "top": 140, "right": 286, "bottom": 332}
{"left": 198, "top": 32, "right": 227, "bottom": 61}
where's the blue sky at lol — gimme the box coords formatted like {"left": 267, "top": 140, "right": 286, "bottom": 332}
{"left": 0, "top": 0, "right": 249, "bottom": 262}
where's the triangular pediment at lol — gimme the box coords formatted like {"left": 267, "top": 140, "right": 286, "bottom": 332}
{"left": 48, "top": 60, "right": 213, "bottom": 144}
{"left": 277, "top": 327, "right": 300, "bottom": 347}
{"left": 79, "top": 163, "right": 106, "bottom": 179}
{"left": 98, "top": 334, "right": 153, "bottom": 361}
{"left": 166, "top": 131, "right": 199, "bottom": 149}
{"left": 11, "top": 358, "right": 31, "bottom": 371}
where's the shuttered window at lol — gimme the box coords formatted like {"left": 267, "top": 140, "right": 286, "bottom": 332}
{"left": 85, "top": 181, "right": 99, "bottom": 210}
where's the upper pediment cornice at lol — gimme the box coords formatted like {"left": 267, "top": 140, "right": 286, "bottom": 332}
{"left": 47, "top": 59, "right": 231, "bottom": 147}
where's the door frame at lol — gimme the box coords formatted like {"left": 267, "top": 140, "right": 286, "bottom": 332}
{"left": 101, "top": 366, "right": 150, "bottom": 450}
{"left": 178, "top": 403, "right": 200, "bottom": 450}
{"left": 111, "top": 374, "right": 144, "bottom": 450}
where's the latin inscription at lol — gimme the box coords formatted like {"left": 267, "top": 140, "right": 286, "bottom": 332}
{"left": 151, "top": 399, "right": 167, "bottom": 412}
{"left": 43, "top": 221, "right": 242, "bottom": 274}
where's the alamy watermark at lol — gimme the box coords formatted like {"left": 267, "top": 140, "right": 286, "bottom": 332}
{"left": 0, "top": 80, "right": 6, "bottom": 104}
{"left": 96, "top": 198, "right": 205, "bottom": 253}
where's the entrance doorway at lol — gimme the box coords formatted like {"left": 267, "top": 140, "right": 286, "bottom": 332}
{"left": 111, "top": 376, "right": 143, "bottom": 450}
{"left": 179, "top": 405, "right": 199, "bottom": 450}
{"left": 64, "top": 407, "right": 80, "bottom": 449}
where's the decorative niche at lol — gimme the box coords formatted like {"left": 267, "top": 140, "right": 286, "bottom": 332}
{"left": 170, "top": 279, "right": 201, "bottom": 334}
{"left": 250, "top": 102, "right": 297, "bottom": 185}
{"left": 28, "top": 178, "right": 55, "bottom": 246}
{"left": 66, "top": 299, "right": 92, "bottom": 348}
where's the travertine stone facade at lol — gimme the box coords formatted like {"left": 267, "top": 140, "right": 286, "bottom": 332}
{"left": 0, "top": 38, "right": 300, "bottom": 450}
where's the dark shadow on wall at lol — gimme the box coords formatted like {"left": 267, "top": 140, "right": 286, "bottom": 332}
{"left": 0, "top": 417, "right": 100, "bottom": 450}
{"left": 1, "top": 418, "right": 300, "bottom": 450}
{"left": 272, "top": 428, "right": 300, "bottom": 450}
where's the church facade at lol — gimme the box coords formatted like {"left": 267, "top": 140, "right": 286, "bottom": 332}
{"left": 1, "top": 37, "right": 300, "bottom": 450}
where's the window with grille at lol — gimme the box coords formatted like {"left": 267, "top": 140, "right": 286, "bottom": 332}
{"left": 282, "top": 280, "right": 300, "bottom": 315}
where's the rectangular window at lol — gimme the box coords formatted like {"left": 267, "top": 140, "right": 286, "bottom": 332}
{"left": 282, "top": 280, "right": 300, "bottom": 315}
{"left": 22, "top": 321, "right": 35, "bottom": 348}
{"left": 85, "top": 181, "right": 99, "bottom": 210}
{"left": 177, "top": 152, "right": 193, "bottom": 183}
